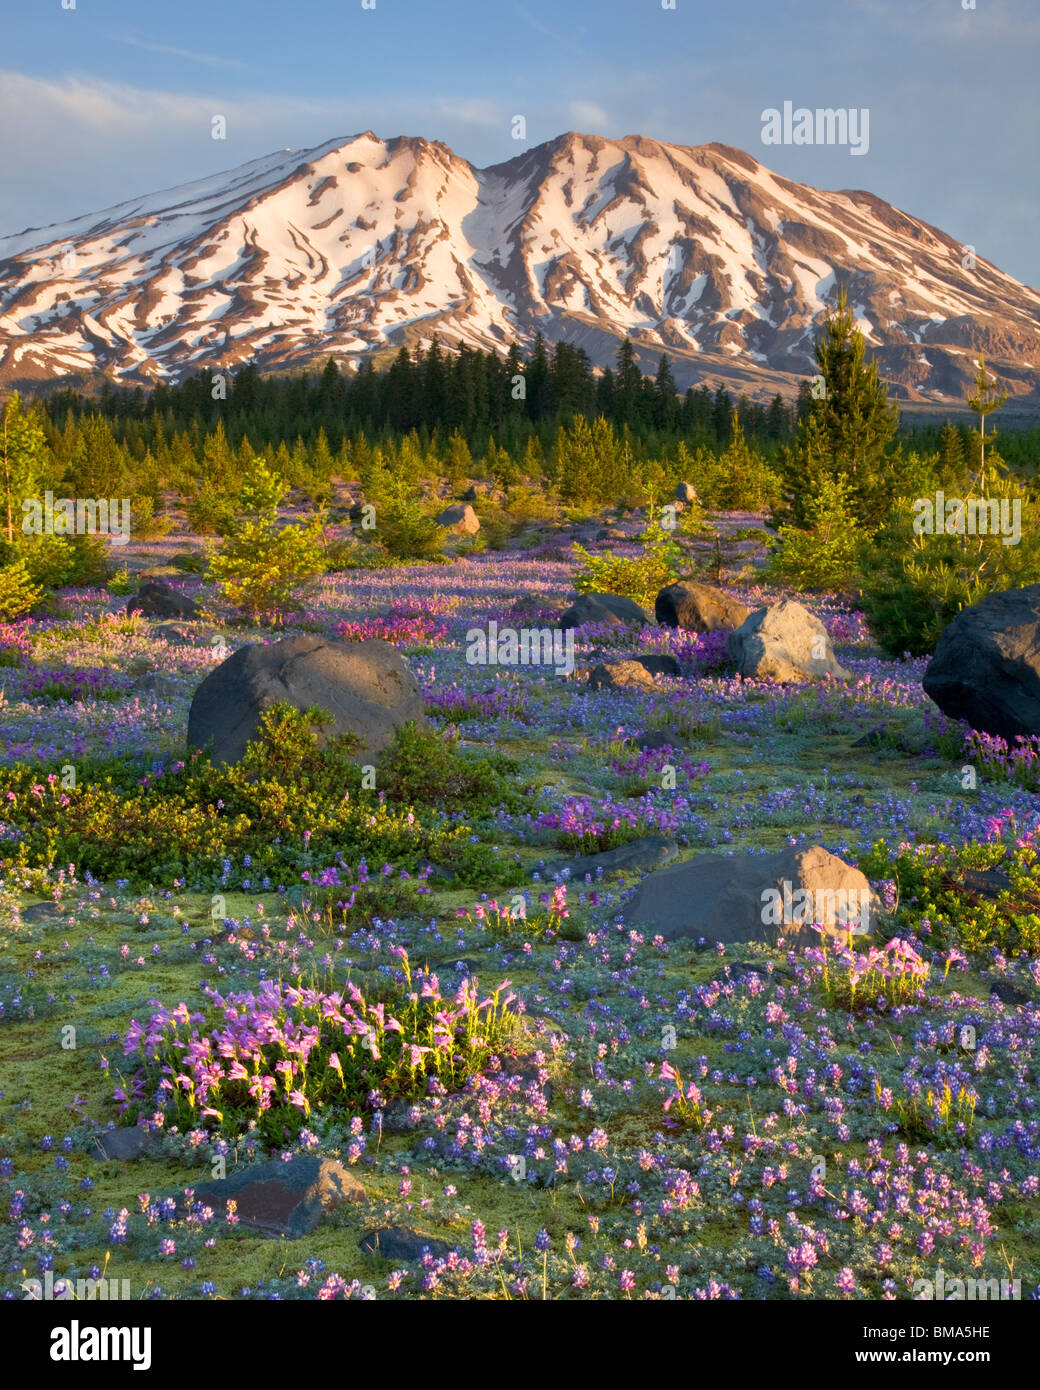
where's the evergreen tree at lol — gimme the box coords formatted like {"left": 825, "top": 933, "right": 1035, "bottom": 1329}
{"left": 614, "top": 338, "right": 643, "bottom": 428}
{"left": 966, "top": 353, "right": 1008, "bottom": 493}
{"left": 711, "top": 384, "right": 733, "bottom": 444}
{"left": 1, "top": 394, "right": 49, "bottom": 544}
{"left": 779, "top": 286, "right": 899, "bottom": 527}
{"left": 766, "top": 393, "right": 790, "bottom": 440}
{"left": 653, "top": 354, "right": 679, "bottom": 430}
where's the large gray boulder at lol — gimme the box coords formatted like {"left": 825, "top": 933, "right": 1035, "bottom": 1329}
{"left": 656, "top": 580, "right": 751, "bottom": 632}
{"left": 674, "top": 482, "right": 699, "bottom": 505}
{"left": 187, "top": 634, "right": 425, "bottom": 766}
{"left": 436, "top": 503, "right": 480, "bottom": 535}
{"left": 559, "top": 592, "right": 650, "bottom": 629}
{"left": 728, "top": 599, "right": 850, "bottom": 682}
{"left": 625, "top": 844, "right": 880, "bottom": 944}
{"left": 922, "top": 586, "right": 1040, "bottom": 741}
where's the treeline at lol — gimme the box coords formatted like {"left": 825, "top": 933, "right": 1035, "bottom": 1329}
{"left": 4, "top": 332, "right": 1035, "bottom": 519}
{"left": 43, "top": 336, "right": 802, "bottom": 456}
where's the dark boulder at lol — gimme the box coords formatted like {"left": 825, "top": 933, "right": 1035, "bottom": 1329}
{"left": 655, "top": 580, "right": 750, "bottom": 632}
{"left": 187, "top": 634, "right": 424, "bottom": 766}
{"left": 559, "top": 592, "right": 649, "bottom": 629}
{"left": 923, "top": 586, "right": 1040, "bottom": 741}
{"left": 127, "top": 580, "right": 199, "bottom": 621}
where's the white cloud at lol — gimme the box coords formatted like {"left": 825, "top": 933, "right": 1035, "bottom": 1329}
{"left": 111, "top": 35, "right": 257, "bottom": 72}
{"left": 569, "top": 100, "right": 609, "bottom": 130}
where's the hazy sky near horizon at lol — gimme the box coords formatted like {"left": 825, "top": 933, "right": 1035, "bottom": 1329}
{"left": 2, "top": 0, "right": 1037, "bottom": 286}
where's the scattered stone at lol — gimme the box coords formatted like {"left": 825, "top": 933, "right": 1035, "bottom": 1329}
{"left": 135, "top": 673, "right": 182, "bottom": 700}
{"left": 541, "top": 834, "right": 679, "bottom": 882}
{"left": 187, "top": 634, "right": 425, "bottom": 767}
{"left": 625, "top": 844, "right": 880, "bottom": 944}
{"left": 91, "top": 1126, "right": 163, "bottom": 1161}
{"left": 436, "top": 503, "right": 480, "bottom": 535}
{"left": 559, "top": 592, "right": 650, "bottom": 629}
{"left": 728, "top": 599, "right": 851, "bottom": 683}
{"left": 186, "top": 1156, "right": 366, "bottom": 1238}
{"left": 588, "top": 660, "right": 656, "bottom": 691}
{"left": 656, "top": 580, "right": 750, "bottom": 633}
{"left": 127, "top": 580, "right": 199, "bottom": 621}
{"left": 150, "top": 620, "right": 214, "bottom": 646}
{"left": 596, "top": 527, "right": 629, "bottom": 542}
{"left": 634, "top": 653, "right": 681, "bottom": 679}
{"left": 630, "top": 729, "right": 681, "bottom": 751}
{"left": 19, "top": 902, "right": 71, "bottom": 923}
{"left": 359, "top": 1227, "right": 452, "bottom": 1261}
{"left": 961, "top": 868, "right": 1012, "bottom": 901}
{"left": 922, "top": 585, "right": 1040, "bottom": 741}
{"left": 990, "top": 979, "right": 1031, "bottom": 1007}
{"left": 348, "top": 501, "right": 366, "bottom": 522}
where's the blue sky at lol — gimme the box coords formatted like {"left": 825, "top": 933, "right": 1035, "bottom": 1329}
{"left": 2, "top": 0, "right": 1038, "bottom": 286}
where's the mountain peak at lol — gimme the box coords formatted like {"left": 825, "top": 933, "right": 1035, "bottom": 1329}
{"left": 1, "top": 129, "right": 1037, "bottom": 404}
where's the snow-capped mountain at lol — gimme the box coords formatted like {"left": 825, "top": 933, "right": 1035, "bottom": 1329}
{"left": 2, "top": 129, "right": 1039, "bottom": 402}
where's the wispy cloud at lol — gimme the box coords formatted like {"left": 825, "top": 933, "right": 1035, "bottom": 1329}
{"left": 112, "top": 35, "right": 257, "bottom": 72}
{"left": 569, "top": 100, "right": 609, "bottom": 130}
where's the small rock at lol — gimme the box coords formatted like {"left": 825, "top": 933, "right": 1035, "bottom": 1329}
{"left": 92, "top": 1126, "right": 163, "bottom": 1161}
{"left": 541, "top": 834, "right": 679, "bottom": 881}
{"left": 150, "top": 621, "right": 214, "bottom": 646}
{"left": 20, "top": 902, "right": 72, "bottom": 923}
{"left": 186, "top": 1157, "right": 366, "bottom": 1238}
{"left": 989, "top": 979, "right": 1030, "bottom": 1006}
{"left": 634, "top": 654, "right": 681, "bottom": 679}
{"left": 630, "top": 729, "right": 681, "bottom": 751}
{"left": 588, "top": 661, "right": 656, "bottom": 691}
{"left": 359, "top": 1227, "right": 452, "bottom": 1261}
{"left": 962, "top": 868, "right": 1012, "bottom": 900}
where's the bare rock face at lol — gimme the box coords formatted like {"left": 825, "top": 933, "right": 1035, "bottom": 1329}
{"left": 187, "top": 634, "right": 425, "bottom": 766}
{"left": 436, "top": 503, "right": 480, "bottom": 535}
{"left": 727, "top": 599, "right": 850, "bottom": 682}
{"left": 656, "top": 580, "right": 750, "bottom": 632}
{"left": 625, "top": 844, "right": 881, "bottom": 944}
{"left": 923, "top": 585, "right": 1040, "bottom": 740}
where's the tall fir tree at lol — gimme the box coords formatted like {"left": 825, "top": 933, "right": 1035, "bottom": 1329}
{"left": 779, "top": 286, "right": 899, "bottom": 527}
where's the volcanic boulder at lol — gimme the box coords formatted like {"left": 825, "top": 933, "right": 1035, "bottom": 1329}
{"left": 922, "top": 585, "right": 1040, "bottom": 740}
{"left": 727, "top": 599, "right": 850, "bottom": 682}
{"left": 559, "top": 592, "right": 650, "bottom": 629}
{"left": 127, "top": 580, "right": 199, "bottom": 620}
{"left": 186, "top": 1157, "right": 365, "bottom": 1239}
{"left": 588, "top": 660, "right": 657, "bottom": 691}
{"left": 187, "top": 634, "right": 425, "bottom": 766}
{"left": 625, "top": 845, "right": 881, "bottom": 944}
{"left": 436, "top": 503, "right": 480, "bottom": 535}
{"left": 656, "top": 580, "right": 751, "bottom": 632}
